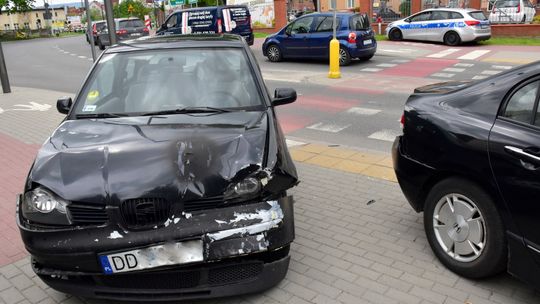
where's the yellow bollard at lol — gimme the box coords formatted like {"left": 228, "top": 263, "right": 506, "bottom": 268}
{"left": 328, "top": 38, "right": 341, "bottom": 79}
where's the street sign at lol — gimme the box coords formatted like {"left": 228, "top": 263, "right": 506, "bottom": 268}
{"left": 188, "top": 0, "right": 197, "bottom": 4}
{"left": 170, "top": 0, "right": 176, "bottom": 5}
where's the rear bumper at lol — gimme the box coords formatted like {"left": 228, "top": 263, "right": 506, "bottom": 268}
{"left": 346, "top": 41, "right": 377, "bottom": 58}
{"left": 392, "top": 136, "right": 435, "bottom": 212}
{"left": 459, "top": 28, "right": 491, "bottom": 42}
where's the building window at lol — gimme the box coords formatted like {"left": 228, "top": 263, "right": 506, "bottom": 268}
{"left": 347, "top": 0, "right": 355, "bottom": 8}
{"left": 4, "top": 24, "right": 10, "bottom": 30}
{"left": 55, "top": 12, "right": 58, "bottom": 17}
{"left": 24, "top": 22, "right": 30, "bottom": 29}
{"left": 36, "top": 13, "right": 38, "bottom": 17}
{"left": 14, "top": 23, "right": 19, "bottom": 30}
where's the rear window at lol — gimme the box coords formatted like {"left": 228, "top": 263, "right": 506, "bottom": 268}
{"left": 469, "top": 11, "right": 487, "bottom": 20}
{"left": 119, "top": 20, "right": 144, "bottom": 28}
{"left": 494, "top": 0, "right": 519, "bottom": 7}
{"left": 349, "top": 14, "right": 370, "bottom": 30}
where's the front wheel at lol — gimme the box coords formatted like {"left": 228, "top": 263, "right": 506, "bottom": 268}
{"left": 339, "top": 47, "right": 351, "bottom": 66}
{"left": 98, "top": 38, "right": 105, "bottom": 50}
{"left": 266, "top": 45, "right": 282, "bottom": 62}
{"left": 444, "top": 31, "right": 461, "bottom": 46}
{"left": 424, "top": 178, "right": 507, "bottom": 279}
{"left": 389, "top": 28, "right": 403, "bottom": 41}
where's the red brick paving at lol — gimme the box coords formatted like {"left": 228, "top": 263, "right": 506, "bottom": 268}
{"left": 0, "top": 131, "right": 40, "bottom": 266}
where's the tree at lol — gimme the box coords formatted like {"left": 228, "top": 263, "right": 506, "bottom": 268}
{"left": 0, "top": 0, "right": 34, "bottom": 13}
{"left": 113, "top": 0, "right": 151, "bottom": 20}
{"left": 82, "top": 8, "right": 104, "bottom": 23}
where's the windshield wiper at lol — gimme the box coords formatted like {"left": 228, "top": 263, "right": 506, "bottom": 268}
{"left": 141, "top": 107, "right": 232, "bottom": 116}
{"left": 76, "top": 113, "right": 129, "bottom": 119}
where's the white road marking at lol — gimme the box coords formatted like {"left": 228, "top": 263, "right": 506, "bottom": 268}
{"left": 88, "top": 58, "right": 94, "bottom": 62}
{"left": 286, "top": 139, "right": 306, "bottom": 147}
{"left": 443, "top": 67, "right": 465, "bottom": 73}
{"left": 481, "top": 70, "right": 500, "bottom": 75}
{"left": 378, "top": 49, "right": 408, "bottom": 53}
{"left": 431, "top": 73, "right": 455, "bottom": 78}
{"left": 492, "top": 65, "right": 513, "bottom": 70}
{"left": 391, "top": 59, "right": 410, "bottom": 63}
{"left": 78, "top": 56, "right": 87, "bottom": 59}
{"left": 70, "top": 53, "right": 76, "bottom": 56}
{"left": 346, "top": 107, "right": 381, "bottom": 115}
{"left": 263, "top": 76, "right": 302, "bottom": 83}
{"left": 454, "top": 63, "right": 474, "bottom": 67}
{"left": 368, "top": 129, "right": 400, "bottom": 142}
{"left": 457, "top": 50, "right": 491, "bottom": 60}
{"left": 427, "top": 49, "right": 461, "bottom": 58}
{"left": 307, "top": 122, "right": 350, "bottom": 133}
{"left": 473, "top": 75, "right": 488, "bottom": 80}
{"left": 376, "top": 63, "right": 397, "bottom": 68}
{"left": 361, "top": 68, "right": 382, "bottom": 72}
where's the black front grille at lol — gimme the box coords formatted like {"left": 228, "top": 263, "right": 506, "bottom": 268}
{"left": 183, "top": 196, "right": 224, "bottom": 212}
{"left": 208, "top": 263, "right": 263, "bottom": 285}
{"left": 67, "top": 205, "right": 108, "bottom": 225}
{"left": 121, "top": 198, "right": 171, "bottom": 228}
{"left": 97, "top": 270, "right": 200, "bottom": 289}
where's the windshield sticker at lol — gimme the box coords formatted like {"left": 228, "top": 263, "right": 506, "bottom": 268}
{"left": 87, "top": 90, "right": 100, "bottom": 102}
{"left": 82, "top": 105, "right": 97, "bottom": 112}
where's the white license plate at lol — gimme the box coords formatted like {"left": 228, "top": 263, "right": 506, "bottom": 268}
{"left": 481, "top": 25, "right": 489, "bottom": 29}
{"left": 99, "top": 240, "right": 203, "bottom": 274}
{"left": 363, "top": 39, "right": 372, "bottom": 45}
{"left": 131, "top": 33, "right": 142, "bottom": 37}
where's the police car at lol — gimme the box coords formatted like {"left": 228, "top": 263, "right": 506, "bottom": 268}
{"left": 386, "top": 8, "right": 491, "bottom": 46}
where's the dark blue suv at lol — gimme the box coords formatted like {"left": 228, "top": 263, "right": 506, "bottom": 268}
{"left": 262, "top": 12, "right": 376, "bottom": 66}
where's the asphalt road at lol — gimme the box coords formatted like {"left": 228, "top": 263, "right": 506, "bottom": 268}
{"left": 2, "top": 34, "right": 533, "bottom": 153}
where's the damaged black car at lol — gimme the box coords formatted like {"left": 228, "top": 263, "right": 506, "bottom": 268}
{"left": 16, "top": 34, "right": 298, "bottom": 301}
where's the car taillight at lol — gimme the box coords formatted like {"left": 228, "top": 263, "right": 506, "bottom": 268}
{"left": 464, "top": 20, "right": 481, "bottom": 26}
{"left": 517, "top": 3, "right": 521, "bottom": 13}
{"left": 217, "top": 19, "right": 223, "bottom": 34}
{"left": 348, "top": 32, "right": 357, "bottom": 44}
{"left": 143, "top": 27, "right": 149, "bottom": 33}
{"left": 400, "top": 113, "right": 405, "bottom": 129}
{"left": 248, "top": 16, "right": 252, "bottom": 31}
{"left": 116, "top": 29, "right": 127, "bottom": 35}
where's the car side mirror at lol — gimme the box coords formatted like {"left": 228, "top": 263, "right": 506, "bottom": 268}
{"left": 272, "top": 88, "right": 296, "bottom": 106}
{"left": 405, "top": 18, "right": 411, "bottom": 23}
{"left": 56, "top": 97, "right": 72, "bottom": 114}
{"left": 160, "top": 24, "right": 167, "bottom": 31}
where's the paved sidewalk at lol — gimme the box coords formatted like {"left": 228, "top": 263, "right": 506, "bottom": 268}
{"left": 2, "top": 88, "right": 540, "bottom": 304}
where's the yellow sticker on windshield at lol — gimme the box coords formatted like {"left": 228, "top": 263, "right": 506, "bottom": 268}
{"left": 87, "top": 90, "right": 100, "bottom": 103}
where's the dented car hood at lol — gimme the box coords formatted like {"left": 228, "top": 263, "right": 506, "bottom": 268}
{"left": 27, "top": 110, "right": 298, "bottom": 206}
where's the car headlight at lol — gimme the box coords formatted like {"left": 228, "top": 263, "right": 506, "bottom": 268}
{"left": 233, "top": 177, "right": 261, "bottom": 196}
{"left": 22, "top": 187, "right": 71, "bottom": 225}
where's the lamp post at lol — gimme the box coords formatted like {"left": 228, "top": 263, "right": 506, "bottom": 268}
{"left": 84, "top": 0, "right": 97, "bottom": 61}
{"left": 0, "top": 42, "right": 11, "bottom": 93}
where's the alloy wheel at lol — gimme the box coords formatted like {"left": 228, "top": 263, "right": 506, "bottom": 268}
{"left": 339, "top": 48, "right": 347, "bottom": 65}
{"left": 432, "top": 193, "right": 486, "bottom": 263}
{"left": 267, "top": 46, "right": 281, "bottom": 62}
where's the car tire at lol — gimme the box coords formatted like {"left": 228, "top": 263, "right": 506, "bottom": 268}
{"left": 339, "top": 47, "right": 352, "bottom": 66}
{"left": 424, "top": 178, "right": 507, "bottom": 279}
{"left": 444, "top": 31, "right": 461, "bottom": 46}
{"left": 389, "top": 28, "right": 403, "bottom": 41}
{"left": 266, "top": 45, "right": 282, "bottom": 62}
{"left": 98, "top": 39, "right": 105, "bottom": 51}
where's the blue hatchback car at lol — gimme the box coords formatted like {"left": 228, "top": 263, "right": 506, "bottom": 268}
{"left": 262, "top": 12, "right": 376, "bottom": 66}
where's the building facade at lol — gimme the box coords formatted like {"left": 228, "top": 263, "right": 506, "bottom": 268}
{"left": 0, "top": 8, "right": 67, "bottom": 31}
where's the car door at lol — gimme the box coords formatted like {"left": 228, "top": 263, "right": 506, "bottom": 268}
{"left": 280, "top": 16, "right": 315, "bottom": 58}
{"left": 159, "top": 13, "right": 181, "bottom": 35}
{"left": 423, "top": 11, "right": 451, "bottom": 42}
{"left": 403, "top": 11, "right": 433, "bottom": 40}
{"left": 488, "top": 78, "right": 540, "bottom": 254}
{"left": 309, "top": 16, "right": 338, "bottom": 58}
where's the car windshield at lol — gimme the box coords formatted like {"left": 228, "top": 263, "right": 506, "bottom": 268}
{"left": 494, "top": 0, "right": 519, "bottom": 7}
{"left": 349, "top": 14, "right": 370, "bottom": 30}
{"left": 119, "top": 19, "right": 144, "bottom": 28}
{"left": 73, "top": 48, "right": 264, "bottom": 116}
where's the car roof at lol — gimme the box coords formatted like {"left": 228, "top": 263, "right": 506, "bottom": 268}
{"left": 104, "top": 34, "right": 246, "bottom": 53}
{"left": 116, "top": 17, "right": 142, "bottom": 21}
{"left": 298, "top": 12, "right": 359, "bottom": 17}
{"left": 422, "top": 7, "right": 481, "bottom": 12}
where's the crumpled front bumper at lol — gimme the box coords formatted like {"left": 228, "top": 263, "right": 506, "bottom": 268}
{"left": 17, "top": 196, "right": 295, "bottom": 300}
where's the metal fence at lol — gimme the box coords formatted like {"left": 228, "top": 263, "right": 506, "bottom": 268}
{"left": 372, "top": 0, "right": 411, "bottom": 22}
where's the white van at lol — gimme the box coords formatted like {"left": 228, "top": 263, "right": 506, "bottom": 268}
{"left": 489, "top": 0, "right": 537, "bottom": 23}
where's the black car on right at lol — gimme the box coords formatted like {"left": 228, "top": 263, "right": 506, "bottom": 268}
{"left": 393, "top": 61, "right": 540, "bottom": 289}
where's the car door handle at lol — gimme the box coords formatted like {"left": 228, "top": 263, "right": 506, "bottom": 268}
{"left": 504, "top": 146, "right": 540, "bottom": 168}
